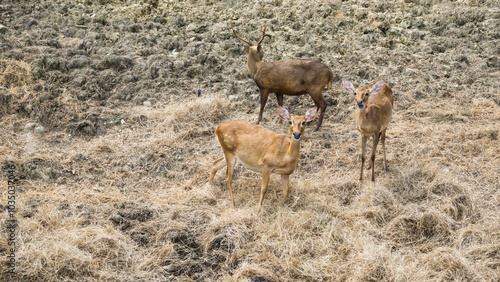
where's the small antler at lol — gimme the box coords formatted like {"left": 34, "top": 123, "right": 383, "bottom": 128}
{"left": 230, "top": 22, "right": 253, "bottom": 46}
{"left": 257, "top": 24, "right": 267, "bottom": 47}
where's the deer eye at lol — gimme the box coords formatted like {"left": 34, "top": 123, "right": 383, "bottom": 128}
{"left": 300, "top": 121, "right": 305, "bottom": 126}
{"left": 289, "top": 121, "right": 292, "bottom": 125}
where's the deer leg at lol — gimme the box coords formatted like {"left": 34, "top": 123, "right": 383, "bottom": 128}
{"left": 209, "top": 157, "right": 226, "bottom": 185}
{"left": 281, "top": 174, "right": 290, "bottom": 198}
{"left": 371, "top": 132, "right": 380, "bottom": 182}
{"left": 225, "top": 154, "right": 237, "bottom": 207}
{"left": 310, "top": 93, "right": 327, "bottom": 131}
{"left": 360, "top": 136, "right": 367, "bottom": 181}
{"left": 257, "top": 89, "right": 269, "bottom": 124}
{"left": 258, "top": 167, "right": 272, "bottom": 212}
{"left": 276, "top": 93, "right": 284, "bottom": 106}
{"left": 381, "top": 129, "right": 388, "bottom": 172}
{"left": 366, "top": 134, "right": 381, "bottom": 170}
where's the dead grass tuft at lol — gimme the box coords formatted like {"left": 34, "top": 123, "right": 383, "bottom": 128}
{"left": 200, "top": 213, "right": 254, "bottom": 255}
{"left": 465, "top": 244, "right": 500, "bottom": 274}
{"left": 386, "top": 209, "right": 453, "bottom": 247}
{"left": 230, "top": 262, "right": 280, "bottom": 282}
{"left": 169, "top": 95, "right": 231, "bottom": 140}
{"left": 419, "top": 248, "right": 477, "bottom": 281}
{"left": 388, "top": 166, "right": 434, "bottom": 204}
{"left": 0, "top": 59, "right": 33, "bottom": 89}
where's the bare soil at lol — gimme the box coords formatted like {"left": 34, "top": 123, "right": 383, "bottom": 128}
{"left": 0, "top": 0, "right": 499, "bottom": 281}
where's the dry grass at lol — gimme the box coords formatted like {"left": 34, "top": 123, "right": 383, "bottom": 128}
{"left": 3, "top": 87, "right": 499, "bottom": 280}
{"left": 0, "top": 59, "right": 33, "bottom": 89}
{"left": 1, "top": 0, "right": 500, "bottom": 281}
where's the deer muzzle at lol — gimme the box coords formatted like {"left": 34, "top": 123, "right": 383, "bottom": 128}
{"left": 356, "top": 100, "right": 365, "bottom": 110}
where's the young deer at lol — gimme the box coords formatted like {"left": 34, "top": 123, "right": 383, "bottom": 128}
{"left": 231, "top": 22, "right": 333, "bottom": 131}
{"left": 209, "top": 106, "right": 317, "bottom": 211}
{"left": 343, "top": 80, "right": 394, "bottom": 182}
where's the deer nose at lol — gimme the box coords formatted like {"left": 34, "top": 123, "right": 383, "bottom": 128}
{"left": 293, "top": 132, "right": 301, "bottom": 139}
{"left": 356, "top": 100, "right": 363, "bottom": 106}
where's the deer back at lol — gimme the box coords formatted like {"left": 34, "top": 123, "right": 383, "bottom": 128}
{"left": 367, "top": 81, "right": 394, "bottom": 106}
{"left": 356, "top": 82, "right": 393, "bottom": 134}
{"left": 254, "top": 60, "right": 334, "bottom": 95}
{"left": 215, "top": 121, "right": 291, "bottom": 170}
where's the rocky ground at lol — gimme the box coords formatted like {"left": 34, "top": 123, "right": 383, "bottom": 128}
{"left": 0, "top": 0, "right": 499, "bottom": 281}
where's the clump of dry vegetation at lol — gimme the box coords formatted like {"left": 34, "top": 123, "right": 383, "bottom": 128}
{"left": 1, "top": 0, "right": 499, "bottom": 281}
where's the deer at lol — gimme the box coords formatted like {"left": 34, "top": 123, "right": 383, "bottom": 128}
{"left": 342, "top": 80, "right": 394, "bottom": 182}
{"left": 209, "top": 106, "right": 318, "bottom": 211}
{"left": 230, "top": 22, "right": 334, "bottom": 131}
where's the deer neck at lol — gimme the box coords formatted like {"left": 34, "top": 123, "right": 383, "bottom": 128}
{"left": 360, "top": 104, "right": 380, "bottom": 121}
{"left": 247, "top": 51, "right": 261, "bottom": 78}
{"left": 286, "top": 138, "right": 301, "bottom": 159}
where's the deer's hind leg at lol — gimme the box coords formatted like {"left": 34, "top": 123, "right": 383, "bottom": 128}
{"left": 308, "top": 89, "right": 327, "bottom": 131}
{"left": 224, "top": 153, "right": 237, "bottom": 207}
{"left": 370, "top": 132, "right": 380, "bottom": 182}
{"left": 258, "top": 167, "right": 272, "bottom": 212}
{"left": 209, "top": 157, "right": 227, "bottom": 184}
{"left": 360, "top": 136, "right": 367, "bottom": 181}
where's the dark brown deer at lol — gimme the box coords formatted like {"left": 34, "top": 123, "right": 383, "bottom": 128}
{"left": 230, "top": 22, "right": 334, "bottom": 131}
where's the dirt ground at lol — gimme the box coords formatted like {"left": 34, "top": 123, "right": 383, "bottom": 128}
{"left": 0, "top": 0, "right": 499, "bottom": 281}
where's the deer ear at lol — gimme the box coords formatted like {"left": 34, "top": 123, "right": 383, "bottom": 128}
{"left": 304, "top": 107, "right": 318, "bottom": 122}
{"left": 278, "top": 106, "right": 290, "bottom": 120}
{"left": 343, "top": 80, "right": 356, "bottom": 94}
{"left": 243, "top": 45, "right": 249, "bottom": 53}
{"left": 370, "top": 81, "right": 385, "bottom": 95}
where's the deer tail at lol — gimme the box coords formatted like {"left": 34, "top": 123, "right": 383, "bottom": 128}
{"left": 326, "top": 72, "right": 334, "bottom": 90}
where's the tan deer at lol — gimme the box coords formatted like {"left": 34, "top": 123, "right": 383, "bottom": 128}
{"left": 342, "top": 80, "right": 394, "bottom": 182}
{"left": 230, "top": 22, "right": 333, "bottom": 131}
{"left": 209, "top": 106, "right": 317, "bottom": 211}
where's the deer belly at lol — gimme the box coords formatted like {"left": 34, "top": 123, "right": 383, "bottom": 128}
{"left": 236, "top": 157, "right": 262, "bottom": 173}
{"left": 270, "top": 87, "right": 307, "bottom": 96}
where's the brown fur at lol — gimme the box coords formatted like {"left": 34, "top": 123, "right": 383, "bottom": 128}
{"left": 343, "top": 80, "right": 393, "bottom": 181}
{"left": 209, "top": 106, "right": 317, "bottom": 211}
{"left": 231, "top": 23, "right": 334, "bottom": 131}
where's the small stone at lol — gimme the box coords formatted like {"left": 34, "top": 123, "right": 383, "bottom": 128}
{"left": 442, "top": 168, "right": 450, "bottom": 173}
{"left": 0, "top": 24, "right": 7, "bottom": 34}
{"left": 34, "top": 169, "right": 49, "bottom": 181}
{"left": 26, "top": 18, "right": 37, "bottom": 29}
{"left": 110, "top": 213, "right": 125, "bottom": 225}
{"left": 34, "top": 126, "right": 45, "bottom": 133}
{"left": 143, "top": 101, "right": 152, "bottom": 106}
{"left": 229, "top": 95, "right": 238, "bottom": 101}
{"left": 186, "top": 23, "right": 197, "bottom": 32}
{"left": 24, "top": 123, "right": 36, "bottom": 132}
